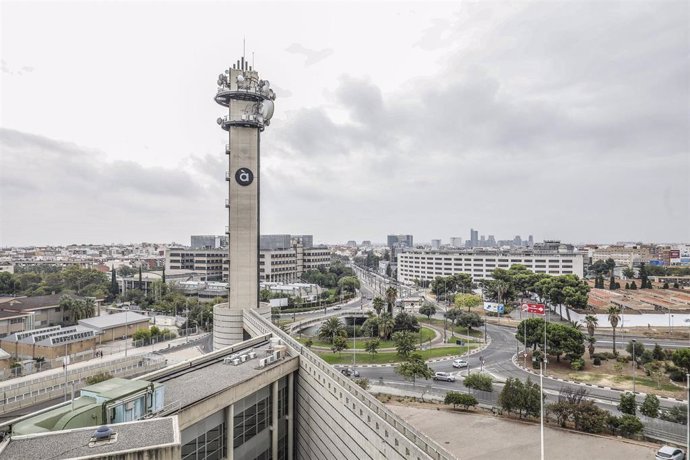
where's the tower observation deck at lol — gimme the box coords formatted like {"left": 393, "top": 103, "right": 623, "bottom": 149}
{"left": 213, "top": 57, "right": 276, "bottom": 350}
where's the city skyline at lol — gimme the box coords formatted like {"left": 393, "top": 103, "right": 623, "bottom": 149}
{"left": 1, "top": 1, "right": 688, "bottom": 246}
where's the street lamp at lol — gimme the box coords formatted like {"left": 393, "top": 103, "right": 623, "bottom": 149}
{"left": 631, "top": 339, "right": 636, "bottom": 393}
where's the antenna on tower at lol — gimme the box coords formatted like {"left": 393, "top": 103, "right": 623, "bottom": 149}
{"left": 252, "top": 51, "right": 255, "bottom": 69}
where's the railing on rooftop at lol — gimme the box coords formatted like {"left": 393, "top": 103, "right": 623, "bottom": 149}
{"left": 245, "top": 310, "right": 455, "bottom": 460}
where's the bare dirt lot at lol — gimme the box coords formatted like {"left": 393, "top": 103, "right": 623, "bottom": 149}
{"left": 387, "top": 401, "right": 660, "bottom": 460}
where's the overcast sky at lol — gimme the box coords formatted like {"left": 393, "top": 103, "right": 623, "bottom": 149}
{"left": 1, "top": 1, "right": 688, "bottom": 247}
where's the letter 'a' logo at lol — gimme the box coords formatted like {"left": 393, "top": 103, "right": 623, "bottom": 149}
{"left": 235, "top": 168, "right": 254, "bottom": 186}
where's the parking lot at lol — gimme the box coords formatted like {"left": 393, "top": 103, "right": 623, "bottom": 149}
{"left": 388, "top": 403, "right": 661, "bottom": 460}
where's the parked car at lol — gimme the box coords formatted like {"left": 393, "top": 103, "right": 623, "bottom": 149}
{"left": 452, "top": 359, "right": 468, "bottom": 368}
{"left": 655, "top": 446, "right": 685, "bottom": 460}
{"left": 433, "top": 372, "right": 456, "bottom": 382}
{"left": 340, "top": 367, "right": 360, "bottom": 378}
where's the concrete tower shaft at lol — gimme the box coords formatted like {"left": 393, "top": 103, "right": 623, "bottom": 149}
{"left": 213, "top": 58, "right": 276, "bottom": 350}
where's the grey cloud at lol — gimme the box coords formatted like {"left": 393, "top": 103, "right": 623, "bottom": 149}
{"left": 261, "top": 3, "right": 688, "bottom": 243}
{"left": 0, "top": 128, "right": 224, "bottom": 245}
{"left": 285, "top": 43, "right": 334, "bottom": 66}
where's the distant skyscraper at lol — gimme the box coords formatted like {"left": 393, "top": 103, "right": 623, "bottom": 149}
{"left": 514, "top": 235, "right": 522, "bottom": 247}
{"left": 528, "top": 235, "right": 534, "bottom": 247}
{"left": 387, "top": 234, "right": 413, "bottom": 260}
{"left": 480, "top": 235, "right": 486, "bottom": 246}
{"left": 450, "top": 237, "right": 463, "bottom": 248}
{"left": 470, "top": 229, "right": 479, "bottom": 248}
{"left": 487, "top": 235, "right": 496, "bottom": 247}
{"left": 431, "top": 239, "right": 441, "bottom": 250}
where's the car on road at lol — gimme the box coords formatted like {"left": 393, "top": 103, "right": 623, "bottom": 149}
{"left": 333, "top": 305, "right": 342, "bottom": 310}
{"left": 656, "top": 446, "right": 685, "bottom": 460}
{"left": 432, "top": 372, "right": 456, "bottom": 382}
{"left": 452, "top": 359, "right": 468, "bottom": 368}
{"left": 340, "top": 367, "right": 360, "bottom": 378}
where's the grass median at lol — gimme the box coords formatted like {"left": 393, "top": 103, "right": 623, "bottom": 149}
{"left": 317, "top": 344, "right": 478, "bottom": 365}
{"left": 297, "top": 327, "right": 436, "bottom": 350}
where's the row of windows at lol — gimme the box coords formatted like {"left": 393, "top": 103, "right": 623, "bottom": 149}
{"left": 181, "top": 422, "right": 226, "bottom": 460}
{"left": 233, "top": 394, "right": 272, "bottom": 449}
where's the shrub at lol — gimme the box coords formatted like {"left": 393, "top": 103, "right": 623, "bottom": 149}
{"left": 617, "top": 414, "right": 643, "bottom": 437}
{"left": 305, "top": 339, "right": 313, "bottom": 348}
{"left": 464, "top": 373, "right": 494, "bottom": 392}
{"left": 659, "top": 406, "right": 687, "bottom": 425}
{"left": 572, "top": 401, "right": 608, "bottom": 433}
{"left": 669, "top": 370, "right": 687, "bottom": 382}
{"left": 618, "top": 392, "right": 636, "bottom": 415}
{"left": 570, "top": 358, "right": 585, "bottom": 371}
{"left": 616, "top": 356, "right": 630, "bottom": 364}
{"left": 444, "top": 391, "right": 478, "bottom": 410}
{"left": 639, "top": 394, "right": 660, "bottom": 418}
{"left": 639, "top": 350, "right": 654, "bottom": 365}
{"left": 592, "top": 357, "right": 602, "bottom": 366}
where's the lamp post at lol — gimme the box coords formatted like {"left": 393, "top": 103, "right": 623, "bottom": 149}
{"left": 631, "top": 339, "right": 636, "bottom": 393}
{"left": 540, "top": 360, "right": 545, "bottom": 460}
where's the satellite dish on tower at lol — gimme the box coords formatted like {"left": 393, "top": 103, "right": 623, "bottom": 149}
{"left": 260, "top": 100, "right": 275, "bottom": 121}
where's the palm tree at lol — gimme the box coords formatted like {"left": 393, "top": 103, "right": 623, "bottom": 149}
{"left": 82, "top": 298, "right": 96, "bottom": 319}
{"left": 607, "top": 306, "right": 621, "bottom": 356}
{"left": 494, "top": 280, "right": 510, "bottom": 304}
{"left": 584, "top": 315, "right": 598, "bottom": 338}
{"left": 586, "top": 336, "right": 597, "bottom": 359}
{"left": 379, "top": 313, "right": 395, "bottom": 340}
{"left": 385, "top": 287, "right": 397, "bottom": 314}
{"left": 372, "top": 296, "right": 385, "bottom": 316}
{"left": 318, "top": 317, "right": 346, "bottom": 344}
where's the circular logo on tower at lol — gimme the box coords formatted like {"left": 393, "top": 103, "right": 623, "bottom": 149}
{"left": 235, "top": 168, "right": 254, "bottom": 186}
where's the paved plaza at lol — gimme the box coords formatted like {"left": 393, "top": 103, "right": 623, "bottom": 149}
{"left": 388, "top": 403, "right": 661, "bottom": 460}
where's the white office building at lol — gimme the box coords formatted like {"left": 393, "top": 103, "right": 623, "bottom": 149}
{"left": 397, "top": 248, "right": 584, "bottom": 283}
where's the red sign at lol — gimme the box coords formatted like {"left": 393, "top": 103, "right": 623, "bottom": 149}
{"left": 521, "top": 303, "right": 545, "bottom": 315}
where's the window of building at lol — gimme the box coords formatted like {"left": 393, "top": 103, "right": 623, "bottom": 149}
{"left": 181, "top": 421, "right": 226, "bottom": 460}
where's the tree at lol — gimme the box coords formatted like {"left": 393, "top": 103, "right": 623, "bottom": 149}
{"left": 318, "top": 317, "right": 346, "bottom": 344}
{"left": 671, "top": 348, "right": 690, "bottom": 374}
{"left": 110, "top": 267, "right": 118, "bottom": 299}
{"left": 463, "top": 373, "right": 493, "bottom": 392}
{"left": 609, "top": 275, "right": 617, "bottom": 290}
{"left": 622, "top": 267, "right": 635, "bottom": 279}
{"left": 395, "top": 353, "right": 433, "bottom": 386}
{"left": 385, "top": 287, "right": 397, "bottom": 314}
{"left": 372, "top": 296, "right": 385, "bottom": 315}
{"left": 640, "top": 394, "right": 660, "bottom": 418}
{"left": 499, "top": 378, "right": 523, "bottom": 416}
{"left": 607, "top": 306, "right": 621, "bottom": 356}
{"left": 673, "top": 282, "right": 680, "bottom": 289}
{"left": 663, "top": 282, "right": 669, "bottom": 289}
{"left": 392, "top": 331, "right": 417, "bottom": 358}
{"left": 630, "top": 281, "right": 638, "bottom": 290}
{"left": 639, "top": 263, "right": 650, "bottom": 289}
{"left": 626, "top": 341, "right": 645, "bottom": 360}
{"left": 516, "top": 318, "right": 546, "bottom": 350}
{"left": 378, "top": 313, "right": 395, "bottom": 340}
{"left": 572, "top": 400, "right": 608, "bottom": 433}
{"left": 584, "top": 315, "right": 598, "bottom": 338}
{"left": 454, "top": 293, "right": 482, "bottom": 313}
{"left": 652, "top": 343, "right": 665, "bottom": 361}
{"left": 444, "top": 392, "right": 478, "bottom": 410}
{"left": 586, "top": 336, "right": 596, "bottom": 359}
{"left": 393, "top": 312, "right": 419, "bottom": 332}
{"left": 453, "top": 273, "right": 473, "bottom": 294}
{"left": 457, "top": 312, "right": 483, "bottom": 332}
{"left": 331, "top": 335, "right": 348, "bottom": 354}
{"left": 618, "top": 392, "right": 636, "bottom": 415}
{"left": 338, "top": 276, "right": 360, "bottom": 294}
{"left": 546, "top": 323, "right": 585, "bottom": 362}
{"left": 364, "top": 339, "right": 380, "bottom": 356}
{"left": 419, "top": 302, "right": 436, "bottom": 319}
{"left": 361, "top": 315, "right": 380, "bottom": 338}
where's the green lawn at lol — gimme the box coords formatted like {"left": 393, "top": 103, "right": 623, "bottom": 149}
{"left": 298, "top": 327, "right": 436, "bottom": 350}
{"left": 318, "top": 344, "right": 478, "bottom": 365}
{"left": 417, "top": 317, "right": 484, "bottom": 338}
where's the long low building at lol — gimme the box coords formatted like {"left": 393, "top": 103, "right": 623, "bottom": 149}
{"left": 397, "top": 247, "right": 584, "bottom": 283}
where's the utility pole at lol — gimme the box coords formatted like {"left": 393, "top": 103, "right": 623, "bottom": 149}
{"left": 540, "top": 361, "right": 545, "bottom": 460}
{"left": 631, "top": 339, "right": 636, "bottom": 393}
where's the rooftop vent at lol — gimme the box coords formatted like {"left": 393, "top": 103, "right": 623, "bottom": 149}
{"left": 89, "top": 425, "right": 117, "bottom": 447}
